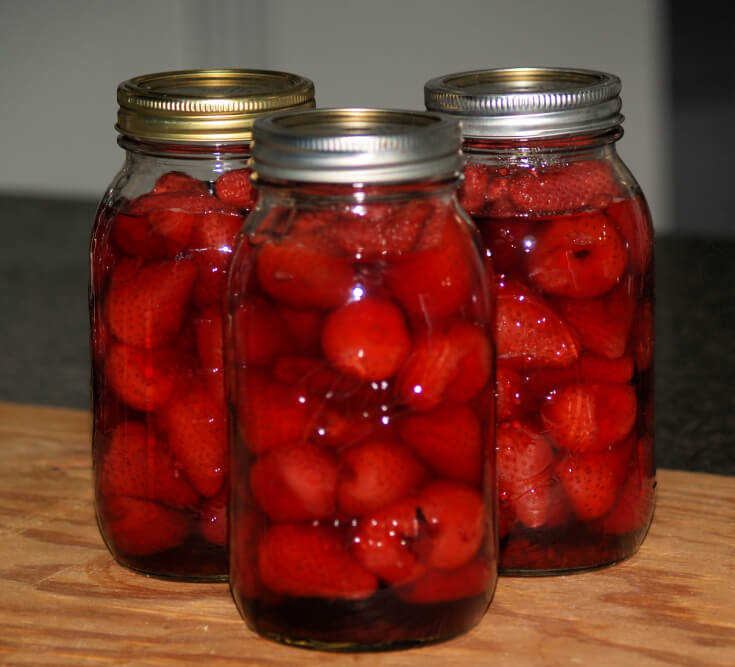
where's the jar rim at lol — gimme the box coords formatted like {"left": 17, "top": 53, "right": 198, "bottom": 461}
{"left": 251, "top": 107, "right": 464, "bottom": 184}
{"left": 424, "top": 67, "right": 623, "bottom": 139}
{"left": 116, "top": 69, "right": 315, "bottom": 144}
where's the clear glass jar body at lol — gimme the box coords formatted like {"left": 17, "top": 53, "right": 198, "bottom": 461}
{"left": 460, "top": 131, "right": 655, "bottom": 574}
{"left": 89, "top": 138, "right": 256, "bottom": 580}
{"left": 227, "top": 179, "right": 497, "bottom": 649}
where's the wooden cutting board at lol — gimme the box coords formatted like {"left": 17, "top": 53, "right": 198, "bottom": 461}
{"left": 1, "top": 401, "right": 733, "bottom": 666}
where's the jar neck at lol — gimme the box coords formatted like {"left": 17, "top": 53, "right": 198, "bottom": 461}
{"left": 118, "top": 135, "right": 251, "bottom": 160}
{"left": 254, "top": 177, "right": 460, "bottom": 206}
{"left": 462, "top": 127, "right": 622, "bottom": 166}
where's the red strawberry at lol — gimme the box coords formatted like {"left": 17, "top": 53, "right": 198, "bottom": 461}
{"left": 111, "top": 212, "right": 169, "bottom": 259}
{"left": 605, "top": 195, "right": 653, "bottom": 275}
{"left": 331, "top": 200, "right": 430, "bottom": 258}
{"left": 496, "top": 422, "right": 555, "bottom": 529}
{"left": 394, "top": 326, "right": 459, "bottom": 411}
{"left": 337, "top": 439, "right": 428, "bottom": 516}
{"left": 322, "top": 297, "right": 411, "bottom": 382}
{"left": 495, "top": 365, "right": 528, "bottom": 421}
{"left": 214, "top": 168, "right": 257, "bottom": 210}
{"left": 541, "top": 382, "right": 637, "bottom": 452}
{"left": 189, "top": 211, "right": 245, "bottom": 307}
{"left": 508, "top": 160, "right": 618, "bottom": 215}
{"left": 251, "top": 442, "right": 338, "bottom": 521}
{"left": 556, "top": 436, "right": 634, "bottom": 521}
{"left": 384, "top": 209, "right": 474, "bottom": 321}
{"left": 528, "top": 211, "right": 627, "bottom": 298}
{"left": 105, "top": 342, "right": 181, "bottom": 412}
{"left": 443, "top": 320, "right": 492, "bottom": 403}
{"left": 555, "top": 277, "right": 637, "bottom": 359}
{"left": 231, "top": 295, "right": 289, "bottom": 367}
{"left": 103, "top": 496, "right": 189, "bottom": 556}
{"left": 523, "top": 354, "right": 635, "bottom": 403}
{"left": 399, "top": 405, "right": 483, "bottom": 486}
{"left": 146, "top": 209, "right": 198, "bottom": 253}
{"left": 158, "top": 381, "right": 228, "bottom": 498}
{"left": 199, "top": 486, "right": 228, "bottom": 547}
{"left": 459, "top": 163, "right": 490, "bottom": 212}
{"left": 351, "top": 498, "right": 430, "bottom": 585}
{"left": 105, "top": 259, "right": 197, "bottom": 348}
{"left": 258, "top": 522, "right": 378, "bottom": 599}
{"left": 100, "top": 421, "right": 198, "bottom": 508}
{"left": 396, "top": 559, "right": 492, "bottom": 604}
{"left": 152, "top": 170, "right": 209, "bottom": 194}
{"left": 255, "top": 237, "right": 355, "bottom": 309}
{"left": 129, "top": 191, "right": 236, "bottom": 216}
{"left": 193, "top": 305, "right": 224, "bottom": 372}
{"left": 495, "top": 279, "right": 580, "bottom": 368}
{"left": 414, "top": 481, "right": 486, "bottom": 570}
{"left": 236, "top": 369, "right": 317, "bottom": 454}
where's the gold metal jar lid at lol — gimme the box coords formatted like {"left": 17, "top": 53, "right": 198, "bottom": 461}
{"left": 116, "top": 69, "right": 315, "bottom": 144}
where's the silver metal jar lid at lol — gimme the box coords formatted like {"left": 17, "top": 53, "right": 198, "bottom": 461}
{"left": 250, "top": 108, "right": 463, "bottom": 184}
{"left": 424, "top": 67, "right": 623, "bottom": 139}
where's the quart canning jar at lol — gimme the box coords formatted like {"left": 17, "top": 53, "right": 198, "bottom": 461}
{"left": 227, "top": 109, "right": 497, "bottom": 649}
{"left": 89, "top": 69, "right": 315, "bottom": 580}
{"left": 426, "top": 68, "right": 655, "bottom": 574}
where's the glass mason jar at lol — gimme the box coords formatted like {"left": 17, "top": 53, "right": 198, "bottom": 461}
{"left": 426, "top": 68, "right": 655, "bottom": 574}
{"left": 227, "top": 109, "right": 497, "bottom": 649}
{"left": 89, "top": 69, "right": 315, "bottom": 580}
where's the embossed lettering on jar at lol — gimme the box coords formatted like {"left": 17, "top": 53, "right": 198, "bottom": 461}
{"left": 89, "top": 69, "right": 315, "bottom": 580}
{"left": 426, "top": 67, "right": 655, "bottom": 574}
{"left": 227, "top": 108, "right": 497, "bottom": 649}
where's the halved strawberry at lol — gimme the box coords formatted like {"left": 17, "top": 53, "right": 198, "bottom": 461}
{"left": 102, "top": 496, "right": 189, "bottom": 556}
{"left": 394, "top": 326, "right": 459, "bottom": 411}
{"left": 556, "top": 436, "right": 634, "bottom": 521}
{"left": 495, "top": 279, "right": 580, "bottom": 368}
{"left": 231, "top": 295, "right": 289, "bottom": 368}
{"left": 541, "top": 382, "right": 637, "bottom": 452}
{"left": 384, "top": 209, "right": 474, "bottom": 321}
{"left": 214, "top": 168, "right": 257, "bottom": 210}
{"left": 152, "top": 170, "right": 209, "bottom": 195}
{"left": 193, "top": 305, "right": 224, "bottom": 372}
{"left": 396, "top": 559, "right": 492, "bottom": 604}
{"left": 199, "top": 486, "right": 228, "bottom": 547}
{"left": 555, "top": 276, "right": 637, "bottom": 359}
{"left": 235, "top": 369, "right": 317, "bottom": 454}
{"left": 459, "top": 163, "right": 490, "bottom": 213}
{"left": 100, "top": 421, "right": 199, "bottom": 508}
{"left": 258, "top": 522, "right": 378, "bottom": 599}
{"left": 189, "top": 210, "right": 246, "bottom": 307}
{"left": 255, "top": 237, "right": 355, "bottom": 309}
{"left": 105, "top": 258, "right": 198, "bottom": 349}
{"left": 444, "top": 320, "right": 492, "bottom": 404}
{"left": 414, "top": 481, "right": 486, "bottom": 570}
{"left": 605, "top": 195, "right": 653, "bottom": 275}
{"left": 251, "top": 441, "right": 338, "bottom": 521}
{"left": 105, "top": 342, "right": 181, "bottom": 412}
{"left": 111, "top": 213, "right": 169, "bottom": 259}
{"left": 399, "top": 405, "right": 483, "bottom": 486}
{"left": 322, "top": 297, "right": 411, "bottom": 382}
{"left": 495, "top": 365, "right": 528, "bottom": 421}
{"left": 592, "top": 436, "right": 654, "bottom": 534}
{"left": 523, "top": 354, "right": 635, "bottom": 404}
{"left": 508, "top": 160, "right": 618, "bottom": 215}
{"left": 528, "top": 211, "right": 627, "bottom": 298}
{"left": 331, "top": 200, "right": 430, "bottom": 258}
{"left": 337, "top": 439, "right": 428, "bottom": 516}
{"left": 496, "top": 421, "right": 555, "bottom": 529}
{"left": 158, "top": 380, "right": 228, "bottom": 498}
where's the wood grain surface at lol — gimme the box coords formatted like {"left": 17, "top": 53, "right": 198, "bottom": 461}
{"left": 0, "top": 401, "right": 733, "bottom": 666}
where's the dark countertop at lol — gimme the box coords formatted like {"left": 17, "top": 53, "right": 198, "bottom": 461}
{"left": 1, "top": 194, "right": 733, "bottom": 475}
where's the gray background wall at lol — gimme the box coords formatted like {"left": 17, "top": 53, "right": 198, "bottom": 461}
{"left": 0, "top": 0, "right": 671, "bottom": 230}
